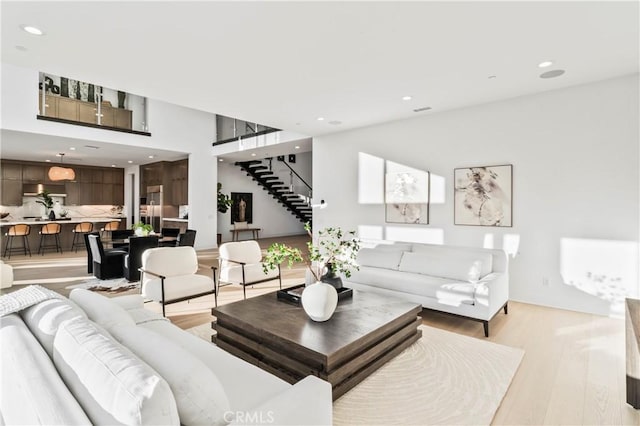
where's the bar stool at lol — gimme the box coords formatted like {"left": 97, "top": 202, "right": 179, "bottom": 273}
{"left": 71, "top": 222, "right": 93, "bottom": 252}
{"left": 2, "top": 224, "right": 32, "bottom": 259}
{"left": 38, "top": 223, "right": 63, "bottom": 255}
{"left": 100, "top": 220, "right": 121, "bottom": 240}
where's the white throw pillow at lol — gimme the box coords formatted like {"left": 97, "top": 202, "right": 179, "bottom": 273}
{"left": 356, "top": 248, "right": 405, "bottom": 270}
{"left": 110, "top": 325, "right": 231, "bottom": 426}
{"left": 399, "top": 251, "right": 486, "bottom": 282}
{"left": 411, "top": 244, "right": 492, "bottom": 277}
{"left": 69, "top": 288, "right": 135, "bottom": 332}
{"left": 20, "top": 297, "right": 87, "bottom": 358}
{"left": 53, "top": 317, "right": 179, "bottom": 425}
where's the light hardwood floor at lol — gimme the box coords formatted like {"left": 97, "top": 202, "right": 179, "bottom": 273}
{"left": 2, "top": 235, "right": 638, "bottom": 425}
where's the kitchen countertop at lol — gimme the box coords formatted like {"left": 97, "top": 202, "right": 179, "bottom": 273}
{"left": 163, "top": 218, "right": 188, "bottom": 222}
{"left": 0, "top": 217, "right": 122, "bottom": 226}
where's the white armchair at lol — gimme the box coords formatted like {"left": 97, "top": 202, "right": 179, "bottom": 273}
{"left": 0, "top": 260, "right": 14, "bottom": 289}
{"left": 218, "top": 240, "right": 281, "bottom": 299}
{"left": 139, "top": 246, "right": 216, "bottom": 316}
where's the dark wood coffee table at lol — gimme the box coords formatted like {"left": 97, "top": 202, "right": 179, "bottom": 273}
{"left": 211, "top": 289, "right": 422, "bottom": 400}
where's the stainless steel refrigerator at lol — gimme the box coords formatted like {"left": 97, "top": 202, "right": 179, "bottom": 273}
{"left": 146, "top": 185, "right": 163, "bottom": 233}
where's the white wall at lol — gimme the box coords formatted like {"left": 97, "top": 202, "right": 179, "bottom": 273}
{"left": 2, "top": 63, "right": 218, "bottom": 248}
{"left": 313, "top": 74, "right": 639, "bottom": 317}
{"left": 217, "top": 151, "right": 311, "bottom": 242}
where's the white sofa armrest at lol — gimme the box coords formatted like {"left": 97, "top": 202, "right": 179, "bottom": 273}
{"left": 474, "top": 272, "right": 509, "bottom": 319}
{"left": 230, "top": 376, "right": 332, "bottom": 426}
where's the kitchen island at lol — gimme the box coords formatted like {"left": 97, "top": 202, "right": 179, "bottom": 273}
{"left": 1, "top": 217, "right": 123, "bottom": 255}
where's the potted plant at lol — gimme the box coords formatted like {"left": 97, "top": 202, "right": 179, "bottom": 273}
{"left": 132, "top": 222, "right": 153, "bottom": 236}
{"left": 217, "top": 183, "right": 233, "bottom": 214}
{"left": 262, "top": 223, "right": 360, "bottom": 321}
{"left": 217, "top": 183, "right": 233, "bottom": 245}
{"left": 36, "top": 190, "right": 55, "bottom": 219}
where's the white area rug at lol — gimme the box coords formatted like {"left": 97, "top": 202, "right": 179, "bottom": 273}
{"left": 186, "top": 324, "right": 524, "bottom": 425}
{"left": 65, "top": 278, "right": 139, "bottom": 293}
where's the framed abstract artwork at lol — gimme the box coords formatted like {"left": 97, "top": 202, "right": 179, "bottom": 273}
{"left": 385, "top": 170, "right": 430, "bottom": 224}
{"left": 454, "top": 164, "right": 513, "bottom": 227}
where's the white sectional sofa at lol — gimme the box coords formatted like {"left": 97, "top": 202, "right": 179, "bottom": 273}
{"left": 0, "top": 286, "right": 331, "bottom": 425}
{"left": 344, "top": 241, "right": 509, "bottom": 337}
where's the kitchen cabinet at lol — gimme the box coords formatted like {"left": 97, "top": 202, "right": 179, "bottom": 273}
{"left": 1, "top": 180, "right": 22, "bottom": 205}
{"left": 65, "top": 181, "right": 80, "bottom": 205}
{"left": 22, "top": 165, "right": 45, "bottom": 182}
{"left": 113, "top": 184, "right": 124, "bottom": 205}
{"left": 2, "top": 163, "right": 22, "bottom": 180}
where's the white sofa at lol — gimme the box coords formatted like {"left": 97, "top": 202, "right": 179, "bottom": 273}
{"left": 0, "top": 287, "right": 332, "bottom": 425}
{"left": 344, "top": 241, "right": 509, "bottom": 337}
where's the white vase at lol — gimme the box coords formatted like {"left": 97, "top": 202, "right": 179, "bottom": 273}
{"left": 301, "top": 282, "right": 338, "bottom": 322}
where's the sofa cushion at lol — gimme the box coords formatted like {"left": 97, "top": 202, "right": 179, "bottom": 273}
{"left": 399, "top": 250, "right": 491, "bottom": 282}
{"left": 69, "top": 288, "right": 135, "bottom": 332}
{"left": 143, "top": 274, "right": 215, "bottom": 302}
{"left": 410, "top": 245, "right": 493, "bottom": 278}
{"left": 53, "top": 317, "right": 179, "bottom": 425}
{"left": 356, "top": 248, "right": 405, "bottom": 270}
{"left": 219, "top": 240, "right": 262, "bottom": 265}
{"left": 219, "top": 263, "right": 280, "bottom": 285}
{"left": 20, "top": 297, "right": 88, "bottom": 358}
{"left": 140, "top": 320, "right": 291, "bottom": 412}
{"left": 348, "top": 266, "right": 476, "bottom": 305}
{"left": 110, "top": 325, "right": 231, "bottom": 426}
{"left": 142, "top": 246, "right": 199, "bottom": 279}
{"left": 0, "top": 314, "right": 92, "bottom": 425}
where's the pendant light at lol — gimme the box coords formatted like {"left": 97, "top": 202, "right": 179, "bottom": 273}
{"left": 48, "top": 153, "right": 75, "bottom": 181}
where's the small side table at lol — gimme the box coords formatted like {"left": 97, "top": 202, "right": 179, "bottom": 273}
{"left": 626, "top": 298, "right": 640, "bottom": 409}
{"left": 230, "top": 228, "right": 261, "bottom": 241}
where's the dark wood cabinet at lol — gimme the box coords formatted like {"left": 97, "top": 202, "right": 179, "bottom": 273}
{"left": 1, "top": 179, "right": 22, "bottom": 205}
{"left": 2, "top": 163, "right": 22, "bottom": 180}
{"left": 22, "top": 165, "right": 45, "bottom": 182}
{"left": 65, "top": 181, "right": 80, "bottom": 205}
{"left": 1, "top": 160, "right": 124, "bottom": 206}
{"left": 140, "top": 159, "right": 188, "bottom": 206}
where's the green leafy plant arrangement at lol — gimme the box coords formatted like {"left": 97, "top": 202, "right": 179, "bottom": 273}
{"left": 217, "top": 183, "right": 233, "bottom": 214}
{"left": 36, "top": 190, "right": 54, "bottom": 211}
{"left": 262, "top": 222, "right": 360, "bottom": 281}
{"left": 132, "top": 222, "right": 153, "bottom": 233}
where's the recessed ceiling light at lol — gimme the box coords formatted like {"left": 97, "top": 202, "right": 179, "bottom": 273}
{"left": 402, "top": 96, "right": 412, "bottom": 101}
{"left": 540, "top": 69, "right": 565, "bottom": 79}
{"left": 538, "top": 60, "right": 554, "bottom": 68}
{"left": 45, "top": 159, "right": 51, "bottom": 162}
{"left": 317, "top": 117, "right": 325, "bottom": 121}
{"left": 218, "top": 158, "right": 224, "bottom": 162}
{"left": 295, "top": 146, "right": 300, "bottom": 149}
{"left": 111, "top": 165, "right": 116, "bottom": 168}
{"left": 251, "top": 153, "right": 257, "bottom": 157}
{"left": 20, "top": 25, "right": 44, "bottom": 36}
{"left": 127, "top": 160, "right": 133, "bottom": 164}
{"left": 69, "top": 147, "right": 76, "bottom": 150}
{"left": 148, "top": 155, "right": 154, "bottom": 159}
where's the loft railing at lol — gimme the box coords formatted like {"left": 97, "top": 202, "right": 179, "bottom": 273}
{"left": 213, "top": 115, "right": 280, "bottom": 146}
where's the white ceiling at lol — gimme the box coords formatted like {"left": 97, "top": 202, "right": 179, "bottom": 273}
{"left": 1, "top": 1, "right": 638, "bottom": 164}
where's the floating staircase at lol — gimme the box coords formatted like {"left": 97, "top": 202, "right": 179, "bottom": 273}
{"left": 236, "top": 160, "right": 312, "bottom": 227}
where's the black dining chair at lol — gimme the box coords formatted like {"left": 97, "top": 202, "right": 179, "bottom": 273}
{"left": 160, "top": 228, "right": 180, "bottom": 247}
{"left": 177, "top": 229, "right": 197, "bottom": 247}
{"left": 110, "top": 229, "right": 134, "bottom": 249}
{"left": 123, "top": 235, "right": 158, "bottom": 282}
{"left": 83, "top": 231, "right": 100, "bottom": 274}
{"left": 87, "top": 234, "right": 127, "bottom": 280}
